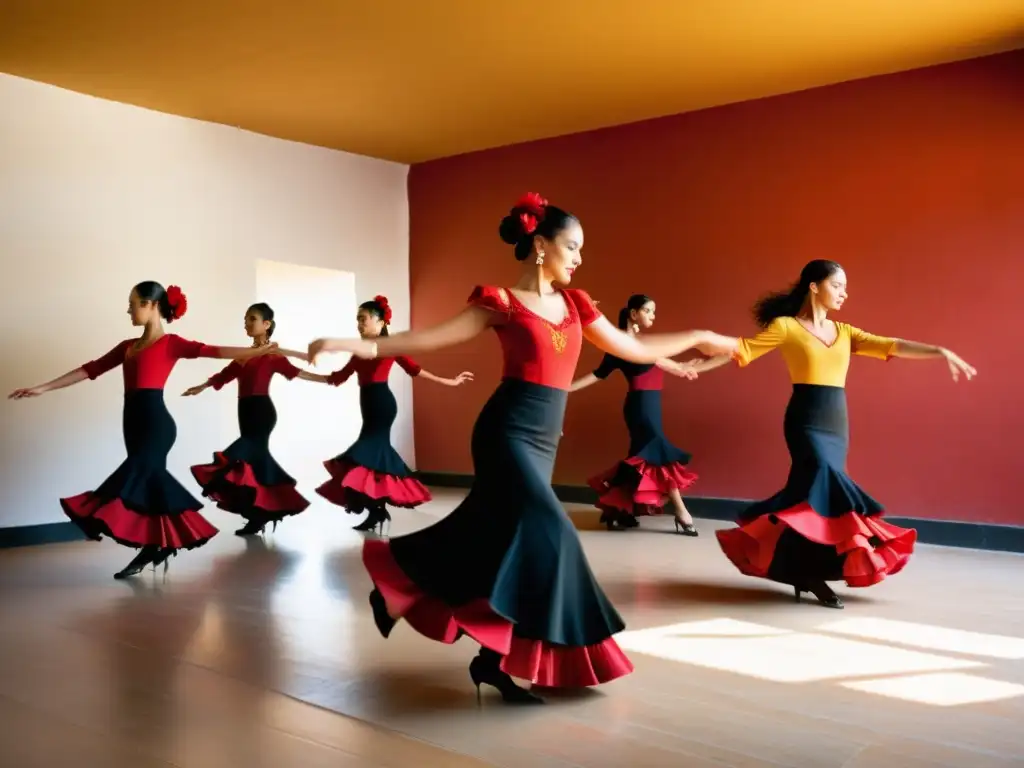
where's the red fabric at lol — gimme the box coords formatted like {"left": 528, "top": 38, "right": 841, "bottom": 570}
{"left": 316, "top": 459, "right": 431, "bottom": 508}
{"left": 190, "top": 453, "right": 310, "bottom": 515}
{"left": 208, "top": 354, "right": 301, "bottom": 396}
{"left": 363, "top": 539, "right": 634, "bottom": 687}
{"left": 60, "top": 493, "right": 218, "bottom": 549}
{"left": 716, "top": 505, "right": 917, "bottom": 588}
{"left": 327, "top": 356, "right": 422, "bottom": 387}
{"left": 468, "top": 285, "right": 604, "bottom": 391}
{"left": 627, "top": 366, "right": 664, "bottom": 391}
{"left": 82, "top": 334, "right": 221, "bottom": 390}
{"left": 589, "top": 458, "right": 698, "bottom": 515}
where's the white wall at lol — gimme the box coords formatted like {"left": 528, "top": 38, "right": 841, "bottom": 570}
{"left": 0, "top": 74, "right": 412, "bottom": 528}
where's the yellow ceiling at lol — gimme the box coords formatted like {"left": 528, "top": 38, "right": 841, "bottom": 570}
{"left": 2, "top": 1, "right": 1022, "bottom": 164}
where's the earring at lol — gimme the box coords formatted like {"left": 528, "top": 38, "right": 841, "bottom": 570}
{"left": 535, "top": 252, "right": 545, "bottom": 266}
{"left": 632, "top": 324, "right": 640, "bottom": 334}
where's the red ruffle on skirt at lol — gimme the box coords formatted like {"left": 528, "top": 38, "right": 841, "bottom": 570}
{"left": 60, "top": 493, "right": 218, "bottom": 549}
{"left": 588, "top": 457, "right": 698, "bottom": 516}
{"left": 363, "top": 539, "right": 634, "bottom": 687}
{"left": 317, "top": 459, "right": 431, "bottom": 510}
{"left": 716, "top": 503, "right": 916, "bottom": 588}
{"left": 191, "top": 453, "right": 310, "bottom": 516}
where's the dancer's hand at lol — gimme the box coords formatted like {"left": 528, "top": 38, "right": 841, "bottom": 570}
{"left": 182, "top": 384, "right": 208, "bottom": 396}
{"left": 942, "top": 349, "right": 976, "bottom": 382}
{"left": 8, "top": 385, "right": 45, "bottom": 399}
{"left": 658, "top": 359, "right": 699, "bottom": 380}
{"left": 447, "top": 371, "right": 474, "bottom": 386}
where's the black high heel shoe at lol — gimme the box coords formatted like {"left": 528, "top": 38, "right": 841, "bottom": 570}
{"left": 794, "top": 582, "right": 844, "bottom": 609}
{"left": 369, "top": 589, "right": 396, "bottom": 638}
{"left": 468, "top": 655, "right": 544, "bottom": 705}
{"left": 673, "top": 517, "right": 698, "bottom": 536}
{"left": 114, "top": 546, "right": 160, "bottom": 580}
{"left": 235, "top": 519, "right": 266, "bottom": 537}
{"left": 150, "top": 547, "right": 176, "bottom": 575}
{"left": 353, "top": 506, "right": 391, "bottom": 535}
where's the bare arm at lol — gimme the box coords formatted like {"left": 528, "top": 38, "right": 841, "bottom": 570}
{"left": 687, "top": 355, "right": 734, "bottom": 375}
{"left": 9, "top": 367, "right": 89, "bottom": 399}
{"left": 308, "top": 307, "right": 492, "bottom": 363}
{"left": 418, "top": 369, "right": 475, "bottom": 387}
{"left": 892, "top": 339, "right": 976, "bottom": 381}
{"left": 209, "top": 344, "right": 304, "bottom": 361}
{"left": 297, "top": 370, "right": 331, "bottom": 384}
{"left": 655, "top": 358, "right": 699, "bottom": 380}
{"left": 569, "top": 373, "right": 600, "bottom": 393}
{"left": 583, "top": 315, "right": 737, "bottom": 364}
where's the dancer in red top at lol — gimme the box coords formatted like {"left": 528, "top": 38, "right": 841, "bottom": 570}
{"left": 185, "top": 303, "right": 330, "bottom": 536}
{"left": 571, "top": 293, "right": 702, "bottom": 534}
{"left": 316, "top": 295, "right": 473, "bottom": 534}
{"left": 308, "top": 193, "right": 736, "bottom": 704}
{"left": 8, "top": 282, "right": 304, "bottom": 579}
{"left": 706, "top": 260, "right": 976, "bottom": 608}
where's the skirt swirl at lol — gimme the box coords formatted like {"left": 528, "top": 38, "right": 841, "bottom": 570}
{"left": 316, "top": 383, "right": 430, "bottom": 513}
{"left": 587, "top": 390, "right": 697, "bottom": 517}
{"left": 190, "top": 395, "right": 310, "bottom": 523}
{"left": 363, "top": 379, "right": 633, "bottom": 687}
{"left": 716, "top": 384, "right": 916, "bottom": 588}
{"left": 61, "top": 389, "right": 218, "bottom": 550}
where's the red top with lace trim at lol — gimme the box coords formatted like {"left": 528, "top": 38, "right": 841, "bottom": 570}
{"left": 328, "top": 356, "right": 422, "bottom": 387}
{"left": 82, "top": 334, "right": 221, "bottom": 391}
{"left": 207, "top": 354, "right": 301, "bottom": 397}
{"left": 592, "top": 355, "right": 663, "bottom": 391}
{"left": 468, "top": 286, "right": 602, "bottom": 390}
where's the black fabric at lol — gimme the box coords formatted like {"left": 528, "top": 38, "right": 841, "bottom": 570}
{"left": 64, "top": 390, "right": 201, "bottom": 519}
{"left": 592, "top": 354, "right": 654, "bottom": 381}
{"left": 389, "top": 379, "right": 625, "bottom": 647}
{"left": 739, "top": 384, "right": 883, "bottom": 524}
{"left": 195, "top": 395, "right": 303, "bottom": 521}
{"left": 331, "top": 383, "right": 412, "bottom": 477}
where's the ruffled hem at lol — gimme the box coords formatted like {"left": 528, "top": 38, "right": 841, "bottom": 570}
{"left": 716, "top": 503, "right": 916, "bottom": 588}
{"left": 588, "top": 457, "right": 698, "bottom": 516}
{"left": 316, "top": 459, "right": 431, "bottom": 513}
{"left": 60, "top": 494, "right": 218, "bottom": 550}
{"left": 363, "top": 539, "right": 633, "bottom": 687}
{"left": 191, "top": 453, "right": 310, "bottom": 520}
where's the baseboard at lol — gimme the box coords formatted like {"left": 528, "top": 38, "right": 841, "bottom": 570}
{"left": 0, "top": 522, "right": 85, "bottom": 550}
{"left": 416, "top": 472, "right": 1024, "bottom": 555}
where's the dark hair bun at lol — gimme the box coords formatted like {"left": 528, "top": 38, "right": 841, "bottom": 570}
{"left": 499, "top": 214, "right": 525, "bottom": 246}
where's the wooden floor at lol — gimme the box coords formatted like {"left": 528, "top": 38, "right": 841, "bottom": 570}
{"left": 2, "top": 488, "right": 1023, "bottom": 767}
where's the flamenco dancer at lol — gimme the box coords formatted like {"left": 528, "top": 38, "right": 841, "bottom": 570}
{"left": 8, "top": 282, "right": 302, "bottom": 579}
{"left": 184, "top": 302, "right": 329, "bottom": 537}
{"left": 710, "top": 260, "right": 975, "bottom": 608}
{"left": 316, "top": 295, "right": 473, "bottom": 534}
{"left": 570, "top": 293, "right": 702, "bottom": 535}
{"left": 308, "top": 193, "right": 735, "bottom": 703}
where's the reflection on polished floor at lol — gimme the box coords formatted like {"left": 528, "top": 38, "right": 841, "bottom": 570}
{"left": 1, "top": 487, "right": 1023, "bottom": 767}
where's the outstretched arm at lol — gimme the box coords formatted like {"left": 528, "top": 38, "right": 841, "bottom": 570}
{"left": 297, "top": 370, "right": 331, "bottom": 384}
{"left": 419, "top": 369, "right": 474, "bottom": 387}
{"left": 655, "top": 358, "right": 700, "bottom": 380}
{"left": 891, "top": 339, "right": 976, "bottom": 381}
{"left": 9, "top": 367, "right": 89, "bottom": 399}
{"left": 569, "top": 373, "right": 600, "bottom": 393}
{"left": 583, "top": 315, "right": 737, "bottom": 364}
{"left": 308, "top": 307, "right": 492, "bottom": 364}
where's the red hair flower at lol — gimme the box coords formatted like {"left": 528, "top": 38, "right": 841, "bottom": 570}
{"left": 374, "top": 294, "right": 393, "bottom": 324}
{"left": 166, "top": 285, "right": 188, "bottom": 320}
{"left": 514, "top": 192, "right": 548, "bottom": 236}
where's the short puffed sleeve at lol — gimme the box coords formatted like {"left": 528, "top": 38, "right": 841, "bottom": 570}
{"left": 467, "top": 285, "right": 512, "bottom": 316}
{"left": 562, "top": 289, "right": 602, "bottom": 326}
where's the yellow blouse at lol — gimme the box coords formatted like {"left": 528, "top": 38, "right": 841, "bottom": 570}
{"left": 733, "top": 316, "right": 897, "bottom": 387}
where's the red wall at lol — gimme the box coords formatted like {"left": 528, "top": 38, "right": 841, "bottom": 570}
{"left": 407, "top": 52, "right": 1024, "bottom": 526}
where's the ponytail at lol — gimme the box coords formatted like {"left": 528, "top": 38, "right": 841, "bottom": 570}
{"left": 752, "top": 260, "right": 843, "bottom": 328}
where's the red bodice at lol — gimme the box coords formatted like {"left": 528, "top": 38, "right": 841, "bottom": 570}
{"left": 207, "top": 354, "right": 301, "bottom": 397}
{"left": 82, "top": 334, "right": 221, "bottom": 391}
{"left": 468, "top": 285, "right": 602, "bottom": 391}
{"left": 328, "top": 356, "right": 422, "bottom": 387}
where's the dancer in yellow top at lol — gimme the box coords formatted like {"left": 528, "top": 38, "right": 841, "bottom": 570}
{"left": 709, "top": 259, "right": 975, "bottom": 609}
